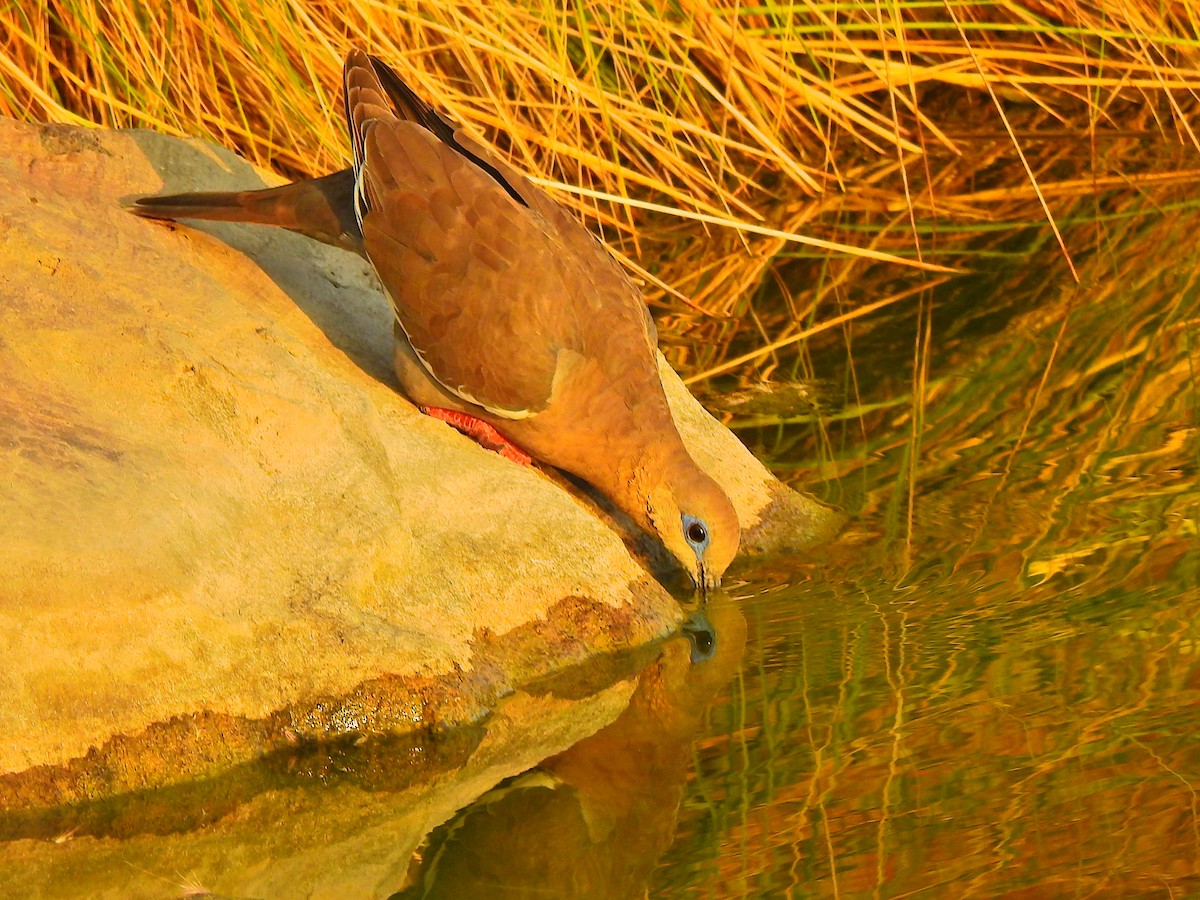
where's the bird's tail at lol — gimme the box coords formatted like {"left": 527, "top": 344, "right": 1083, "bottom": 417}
{"left": 127, "top": 49, "right": 453, "bottom": 254}
{"left": 126, "top": 168, "right": 363, "bottom": 255}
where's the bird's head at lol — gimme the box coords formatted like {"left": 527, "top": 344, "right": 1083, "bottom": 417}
{"left": 646, "top": 461, "right": 741, "bottom": 594}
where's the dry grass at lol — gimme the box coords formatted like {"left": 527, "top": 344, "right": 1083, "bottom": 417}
{"left": 3, "top": 0, "right": 1200, "bottom": 381}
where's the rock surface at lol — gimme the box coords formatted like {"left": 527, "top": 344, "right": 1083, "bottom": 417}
{"left": 0, "top": 117, "right": 840, "bottom": 793}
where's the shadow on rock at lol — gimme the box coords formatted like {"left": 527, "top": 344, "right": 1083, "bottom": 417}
{"left": 123, "top": 129, "right": 398, "bottom": 389}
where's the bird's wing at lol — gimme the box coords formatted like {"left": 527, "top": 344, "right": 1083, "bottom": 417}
{"left": 344, "top": 50, "right": 654, "bottom": 418}
{"left": 361, "top": 121, "right": 581, "bottom": 417}
{"left": 364, "top": 53, "right": 654, "bottom": 345}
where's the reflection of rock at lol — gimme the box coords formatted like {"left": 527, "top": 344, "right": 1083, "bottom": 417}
{"left": 395, "top": 594, "right": 748, "bottom": 899}
{"left": 0, "top": 676, "right": 641, "bottom": 899}
{"left": 0, "top": 115, "right": 836, "bottom": 792}
{"left": 0, "top": 726, "right": 486, "bottom": 844}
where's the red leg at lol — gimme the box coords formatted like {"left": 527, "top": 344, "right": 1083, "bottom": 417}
{"left": 420, "top": 406, "right": 532, "bottom": 466}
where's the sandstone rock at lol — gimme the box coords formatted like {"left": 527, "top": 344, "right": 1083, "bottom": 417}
{"left": 0, "top": 117, "right": 840, "bottom": 792}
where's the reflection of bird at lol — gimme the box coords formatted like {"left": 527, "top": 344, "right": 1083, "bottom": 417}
{"left": 391, "top": 593, "right": 748, "bottom": 899}
{"left": 130, "top": 48, "right": 739, "bottom": 591}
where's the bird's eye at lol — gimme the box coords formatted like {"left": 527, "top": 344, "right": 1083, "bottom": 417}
{"left": 681, "top": 513, "right": 705, "bottom": 549}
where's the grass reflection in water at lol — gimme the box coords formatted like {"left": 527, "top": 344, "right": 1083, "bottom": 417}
{"left": 652, "top": 185, "right": 1200, "bottom": 898}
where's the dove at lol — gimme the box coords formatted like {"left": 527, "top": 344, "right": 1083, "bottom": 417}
{"left": 131, "top": 49, "right": 740, "bottom": 591}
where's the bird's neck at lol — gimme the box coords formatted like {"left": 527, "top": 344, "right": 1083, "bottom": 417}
{"left": 614, "top": 440, "right": 694, "bottom": 537}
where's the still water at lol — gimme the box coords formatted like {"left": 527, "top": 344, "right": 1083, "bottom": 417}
{"left": 3, "top": 195, "right": 1198, "bottom": 897}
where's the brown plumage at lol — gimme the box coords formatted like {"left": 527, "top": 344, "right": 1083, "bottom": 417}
{"left": 130, "top": 48, "right": 740, "bottom": 591}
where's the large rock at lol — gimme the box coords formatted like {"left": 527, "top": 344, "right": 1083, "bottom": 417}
{"left": 0, "top": 118, "right": 840, "bottom": 795}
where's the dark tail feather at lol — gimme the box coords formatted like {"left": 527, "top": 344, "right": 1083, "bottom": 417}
{"left": 367, "top": 53, "right": 528, "bottom": 209}
{"left": 127, "top": 169, "right": 364, "bottom": 256}
{"left": 368, "top": 53, "right": 457, "bottom": 143}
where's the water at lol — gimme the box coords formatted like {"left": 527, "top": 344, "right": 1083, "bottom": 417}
{"left": 647, "top": 193, "right": 1200, "bottom": 896}
{"left": 3, "top": 192, "right": 1198, "bottom": 897}
{"left": 649, "top": 561, "right": 1200, "bottom": 896}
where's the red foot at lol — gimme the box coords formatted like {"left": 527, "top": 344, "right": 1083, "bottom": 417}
{"left": 420, "top": 406, "right": 532, "bottom": 466}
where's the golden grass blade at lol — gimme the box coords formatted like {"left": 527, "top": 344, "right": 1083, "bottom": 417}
{"left": 533, "top": 179, "right": 962, "bottom": 273}
{"left": 942, "top": 0, "right": 1080, "bottom": 283}
{"left": 683, "top": 276, "right": 955, "bottom": 386}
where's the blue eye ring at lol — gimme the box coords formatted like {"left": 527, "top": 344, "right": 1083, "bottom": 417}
{"left": 682, "top": 514, "right": 710, "bottom": 552}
